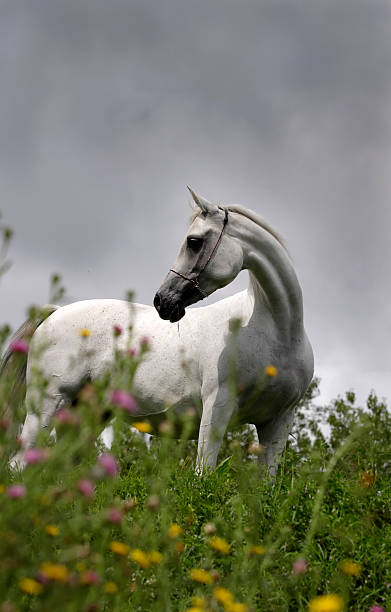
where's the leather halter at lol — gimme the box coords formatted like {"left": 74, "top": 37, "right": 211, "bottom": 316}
{"left": 170, "top": 207, "right": 229, "bottom": 299}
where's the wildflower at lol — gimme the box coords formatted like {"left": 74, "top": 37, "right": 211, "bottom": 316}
{"left": 80, "top": 570, "right": 100, "bottom": 585}
{"left": 203, "top": 522, "right": 216, "bottom": 535}
{"left": 149, "top": 550, "right": 163, "bottom": 564}
{"left": 226, "top": 603, "right": 249, "bottom": 612}
{"left": 158, "top": 420, "right": 174, "bottom": 435}
{"left": 130, "top": 549, "right": 151, "bottom": 569}
{"left": 249, "top": 545, "right": 266, "bottom": 556}
{"left": 104, "top": 581, "right": 118, "bottom": 594}
{"left": 192, "top": 596, "right": 208, "bottom": 608}
{"left": 40, "top": 562, "right": 69, "bottom": 582}
{"left": 369, "top": 607, "right": 385, "bottom": 612}
{"left": 79, "top": 328, "right": 91, "bottom": 338}
{"left": 175, "top": 541, "right": 185, "bottom": 553}
{"left": 292, "top": 557, "right": 308, "bottom": 574}
{"left": 106, "top": 508, "right": 122, "bottom": 524}
{"left": 308, "top": 593, "right": 344, "bottom": 612}
{"left": 113, "top": 324, "right": 123, "bottom": 336}
{"left": 132, "top": 421, "right": 152, "bottom": 434}
{"left": 98, "top": 453, "right": 118, "bottom": 477}
{"left": 209, "top": 536, "right": 230, "bottom": 554}
{"left": 140, "top": 336, "right": 149, "bottom": 349}
{"left": 25, "top": 447, "right": 49, "bottom": 465}
{"left": 340, "top": 560, "right": 362, "bottom": 577}
{"left": 168, "top": 523, "right": 183, "bottom": 538}
{"left": 77, "top": 479, "right": 95, "bottom": 498}
{"left": 19, "top": 577, "right": 43, "bottom": 595}
{"left": 122, "top": 498, "right": 137, "bottom": 512}
{"left": 6, "top": 484, "right": 26, "bottom": 498}
{"left": 110, "top": 388, "right": 137, "bottom": 413}
{"left": 214, "top": 586, "right": 234, "bottom": 605}
{"left": 265, "top": 364, "right": 278, "bottom": 377}
{"left": 109, "top": 541, "right": 130, "bottom": 556}
{"left": 0, "top": 484, "right": 5, "bottom": 494}
{"left": 189, "top": 568, "right": 214, "bottom": 584}
{"left": 45, "top": 525, "right": 60, "bottom": 536}
{"left": 360, "top": 470, "right": 375, "bottom": 487}
{"left": 55, "top": 408, "right": 80, "bottom": 425}
{"left": 247, "top": 442, "right": 264, "bottom": 456}
{"left": 10, "top": 339, "right": 29, "bottom": 354}
{"left": 146, "top": 494, "right": 160, "bottom": 510}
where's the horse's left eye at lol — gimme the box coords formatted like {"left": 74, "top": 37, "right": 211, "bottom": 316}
{"left": 187, "top": 236, "right": 203, "bottom": 252}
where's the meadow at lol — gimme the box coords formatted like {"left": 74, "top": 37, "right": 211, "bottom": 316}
{"left": 0, "top": 223, "right": 390, "bottom": 612}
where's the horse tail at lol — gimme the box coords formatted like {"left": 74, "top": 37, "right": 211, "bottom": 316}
{"left": 0, "top": 305, "right": 58, "bottom": 420}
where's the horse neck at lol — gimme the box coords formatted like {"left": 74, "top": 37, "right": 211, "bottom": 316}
{"left": 232, "top": 212, "right": 304, "bottom": 339}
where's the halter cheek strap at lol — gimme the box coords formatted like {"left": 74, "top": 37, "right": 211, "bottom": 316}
{"left": 170, "top": 207, "right": 229, "bottom": 300}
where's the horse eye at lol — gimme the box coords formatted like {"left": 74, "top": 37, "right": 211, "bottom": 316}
{"left": 187, "top": 236, "right": 203, "bottom": 252}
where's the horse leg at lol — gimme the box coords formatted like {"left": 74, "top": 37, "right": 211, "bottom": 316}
{"left": 196, "top": 387, "right": 236, "bottom": 473}
{"left": 256, "top": 408, "right": 295, "bottom": 477}
{"left": 9, "top": 383, "right": 63, "bottom": 471}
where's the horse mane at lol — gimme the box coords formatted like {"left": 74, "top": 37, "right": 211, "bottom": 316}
{"left": 189, "top": 203, "right": 288, "bottom": 252}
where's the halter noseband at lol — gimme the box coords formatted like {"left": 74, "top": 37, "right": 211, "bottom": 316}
{"left": 169, "top": 207, "right": 229, "bottom": 299}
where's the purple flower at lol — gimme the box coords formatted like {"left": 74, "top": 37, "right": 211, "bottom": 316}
{"left": 9, "top": 339, "right": 29, "bottom": 354}
{"left": 98, "top": 454, "right": 118, "bottom": 477}
{"left": 113, "top": 325, "right": 123, "bottom": 337}
{"left": 24, "top": 448, "right": 49, "bottom": 465}
{"left": 109, "top": 389, "right": 137, "bottom": 413}
{"left": 369, "top": 607, "right": 385, "bottom": 612}
{"left": 292, "top": 558, "right": 308, "bottom": 574}
{"left": 77, "top": 479, "right": 95, "bottom": 498}
{"left": 106, "top": 508, "right": 123, "bottom": 524}
{"left": 6, "top": 484, "right": 26, "bottom": 498}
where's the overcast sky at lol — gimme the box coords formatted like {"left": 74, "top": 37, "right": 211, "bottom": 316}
{"left": 0, "top": 1, "right": 390, "bottom": 406}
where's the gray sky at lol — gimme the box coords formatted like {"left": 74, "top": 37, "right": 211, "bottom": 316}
{"left": 1, "top": 1, "right": 390, "bottom": 405}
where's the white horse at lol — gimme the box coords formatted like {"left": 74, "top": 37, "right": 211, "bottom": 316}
{"left": 3, "top": 188, "right": 313, "bottom": 473}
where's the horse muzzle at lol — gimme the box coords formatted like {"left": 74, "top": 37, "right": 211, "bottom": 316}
{"left": 153, "top": 291, "right": 186, "bottom": 323}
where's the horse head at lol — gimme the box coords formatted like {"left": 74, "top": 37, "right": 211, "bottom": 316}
{"left": 153, "top": 188, "right": 243, "bottom": 322}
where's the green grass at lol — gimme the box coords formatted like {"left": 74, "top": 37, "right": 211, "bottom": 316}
{"left": 0, "top": 348, "right": 390, "bottom": 612}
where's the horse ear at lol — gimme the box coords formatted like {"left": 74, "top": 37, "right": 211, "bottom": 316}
{"left": 187, "top": 186, "right": 219, "bottom": 214}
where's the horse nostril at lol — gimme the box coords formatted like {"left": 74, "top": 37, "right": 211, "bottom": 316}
{"left": 153, "top": 292, "right": 161, "bottom": 312}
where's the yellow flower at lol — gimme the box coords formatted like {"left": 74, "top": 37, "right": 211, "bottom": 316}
{"left": 130, "top": 548, "right": 151, "bottom": 569}
{"left": 79, "top": 328, "right": 91, "bottom": 337}
{"left": 308, "top": 593, "right": 344, "bottom": 612}
{"left": 0, "top": 484, "right": 5, "bottom": 494}
{"left": 265, "top": 364, "right": 278, "bottom": 377}
{"left": 192, "top": 596, "right": 207, "bottom": 607}
{"left": 45, "top": 524, "right": 60, "bottom": 536}
{"left": 19, "top": 577, "right": 43, "bottom": 595}
{"left": 189, "top": 568, "right": 214, "bottom": 584}
{"left": 209, "top": 536, "right": 230, "bottom": 554}
{"left": 249, "top": 544, "right": 266, "bottom": 555}
{"left": 109, "top": 540, "right": 130, "bottom": 556}
{"left": 214, "top": 586, "right": 234, "bottom": 605}
{"left": 340, "top": 560, "right": 362, "bottom": 577}
{"left": 40, "top": 562, "right": 69, "bottom": 582}
{"left": 168, "top": 523, "right": 183, "bottom": 538}
{"left": 226, "top": 603, "right": 249, "bottom": 612}
{"left": 104, "top": 581, "right": 118, "bottom": 594}
{"left": 149, "top": 550, "right": 163, "bottom": 564}
{"left": 76, "top": 561, "right": 86, "bottom": 572}
{"left": 132, "top": 421, "right": 152, "bottom": 433}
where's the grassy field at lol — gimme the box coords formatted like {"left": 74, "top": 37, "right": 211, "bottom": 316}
{"left": 0, "top": 324, "right": 390, "bottom": 612}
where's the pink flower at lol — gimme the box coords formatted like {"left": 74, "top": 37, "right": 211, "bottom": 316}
{"left": 127, "top": 348, "right": 137, "bottom": 357}
{"left": 6, "top": 484, "right": 26, "bottom": 498}
{"left": 55, "top": 409, "right": 80, "bottom": 425}
{"left": 80, "top": 570, "right": 101, "bottom": 585}
{"left": 292, "top": 558, "right": 308, "bottom": 574}
{"left": 369, "top": 607, "right": 385, "bottom": 612}
{"left": 77, "top": 479, "right": 95, "bottom": 498}
{"left": 113, "top": 325, "right": 123, "bottom": 337}
{"left": 109, "top": 389, "right": 137, "bottom": 413}
{"left": 98, "top": 454, "right": 118, "bottom": 477}
{"left": 9, "top": 339, "right": 29, "bottom": 354}
{"left": 24, "top": 448, "right": 49, "bottom": 465}
{"left": 106, "top": 508, "right": 122, "bottom": 524}
{"left": 140, "top": 336, "right": 149, "bottom": 349}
